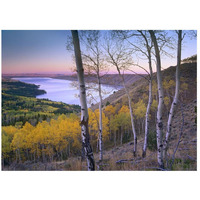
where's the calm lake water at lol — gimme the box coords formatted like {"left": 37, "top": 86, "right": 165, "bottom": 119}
{"left": 12, "top": 77, "right": 119, "bottom": 106}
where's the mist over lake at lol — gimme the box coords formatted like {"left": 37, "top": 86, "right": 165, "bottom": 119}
{"left": 12, "top": 77, "right": 119, "bottom": 105}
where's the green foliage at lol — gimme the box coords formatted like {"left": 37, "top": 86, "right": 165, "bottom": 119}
{"left": 106, "top": 101, "right": 110, "bottom": 106}
{"left": 147, "top": 130, "right": 157, "bottom": 151}
{"left": 182, "top": 54, "right": 197, "bottom": 63}
{"left": 2, "top": 130, "right": 12, "bottom": 158}
{"left": 2, "top": 79, "right": 46, "bottom": 97}
{"left": 2, "top": 79, "right": 81, "bottom": 126}
{"left": 169, "top": 158, "right": 196, "bottom": 170}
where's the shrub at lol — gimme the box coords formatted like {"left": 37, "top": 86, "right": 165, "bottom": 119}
{"left": 147, "top": 130, "right": 157, "bottom": 151}
{"left": 106, "top": 101, "right": 110, "bottom": 106}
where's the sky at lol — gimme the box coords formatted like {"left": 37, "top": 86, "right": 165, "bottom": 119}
{"left": 1, "top": 30, "right": 197, "bottom": 75}
{"left": 2, "top": 30, "right": 72, "bottom": 74}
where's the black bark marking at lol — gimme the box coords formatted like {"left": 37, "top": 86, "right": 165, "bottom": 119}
{"left": 158, "top": 122, "right": 163, "bottom": 129}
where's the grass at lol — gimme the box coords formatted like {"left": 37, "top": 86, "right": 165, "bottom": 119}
{"left": 3, "top": 134, "right": 196, "bottom": 171}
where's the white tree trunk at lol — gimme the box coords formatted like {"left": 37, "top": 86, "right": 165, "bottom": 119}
{"left": 120, "top": 72, "right": 137, "bottom": 156}
{"left": 105, "top": 37, "right": 137, "bottom": 156}
{"left": 71, "top": 30, "right": 95, "bottom": 171}
{"left": 143, "top": 50, "right": 153, "bottom": 157}
{"left": 149, "top": 30, "right": 164, "bottom": 168}
{"left": 163, "top": 30, "right": 182, "bottom": 159}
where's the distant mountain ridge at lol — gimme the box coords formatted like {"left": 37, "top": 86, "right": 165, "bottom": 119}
{"left": 55, "top": 74, "right": 145, "bottom": 86}
{"left": 3, "top": 73, "right": 145, "bottom": 87}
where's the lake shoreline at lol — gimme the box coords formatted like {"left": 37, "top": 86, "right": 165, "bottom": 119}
{"left": 3, "top": 73, "right": 144, "bottom": 88}
{"left": 11, "top": 77, "right": 120, "bottom": 106}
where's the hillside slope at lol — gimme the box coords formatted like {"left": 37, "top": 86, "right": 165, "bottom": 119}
{"left": 90, "top": 61, "right": 197, "bottom": 170}
{"left": 2, "top": 78, "right": 81, "bottom": 126}
{"left": 5, "top": 62, "right": 197, "bottom": 171}
{"left": 97, "top": 62, "right": 196, "bottom": 107}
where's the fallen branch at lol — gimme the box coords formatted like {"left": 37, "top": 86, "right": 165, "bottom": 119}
{"left": 187, "top": 155, "right": 196, "bottom": 161}
{"left": 116, "top": 159, "right": 134, "bottom": 164}
{"left": 116, "top": 153, "right": 156, "bottom": 164}
{"left": 96, "top": 162, "right": 110, "bottom": 170}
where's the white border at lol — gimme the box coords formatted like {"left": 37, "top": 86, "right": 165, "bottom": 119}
{"left": 0, "top": 1, "right": 199, "bottom": 200}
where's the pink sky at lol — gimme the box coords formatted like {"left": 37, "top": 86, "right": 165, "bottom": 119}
{"left": 2, "top": 30, "right": 197, "bottom": 75}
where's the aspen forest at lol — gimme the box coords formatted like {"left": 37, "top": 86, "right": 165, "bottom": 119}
{"left": 2, "top": 2, "right": 200, "bottom": 200}
{"left": 1, "top": 30, "right": 197, "bottom": 171}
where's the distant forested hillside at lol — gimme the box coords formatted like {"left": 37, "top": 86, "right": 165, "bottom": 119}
{"left": 2, "top": 79, "right": 81, "bottom": 126}
{"left": 2, "top": 78, "right": 46, "bottom": 97}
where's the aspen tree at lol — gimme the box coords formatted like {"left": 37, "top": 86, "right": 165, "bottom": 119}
{"left": 105, "top": 39, "right": 138, "bottom": 156}
{"left": 137, "top": 31, "right": 153, "bottom": 158}
{"left": 149, "top": 30, "right": 164, "bottom": 168}
{"left": 79, "top": 31, "right": 106, "bottom": 162}
{"left": 163, "top": 30, "right": 182, "bottom": 159}
{"left": 71, "top": 30, "right": 95, "bottom": 171}
{"left": 113, "top": 30, "right": 154, "bottom": 157}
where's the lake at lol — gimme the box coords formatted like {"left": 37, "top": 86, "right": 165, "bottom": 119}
{"left": 12, "top": 77, "right": 119, "bottom": 106}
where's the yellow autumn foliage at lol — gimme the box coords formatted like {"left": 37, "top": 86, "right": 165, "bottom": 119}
{"left": 134, "top": 99, "right": 146, "bottom": 119}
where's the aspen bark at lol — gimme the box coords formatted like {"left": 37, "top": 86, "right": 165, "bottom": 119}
{"left": 137, "top": 30, "right": 154, "bottom": 158}
{"left": 105, "top": 39, "right": 137, "bottom": 156}
{"left": 143, "top": 47, "right": 153, "bottom": 158}
{"left": 120, "top": 72, "right": 137, "bottom": 156}
{"left": 81, "top": 30, "right": 104, "bottom": 163}
{"left": 149, "top": 30, "right": 164, "bottom": 168}
{"left": 71, "top": 30, "right": 95, "bottom": 171}
{"left": 163, "top": 30, "right": 182, "bottom": 159}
